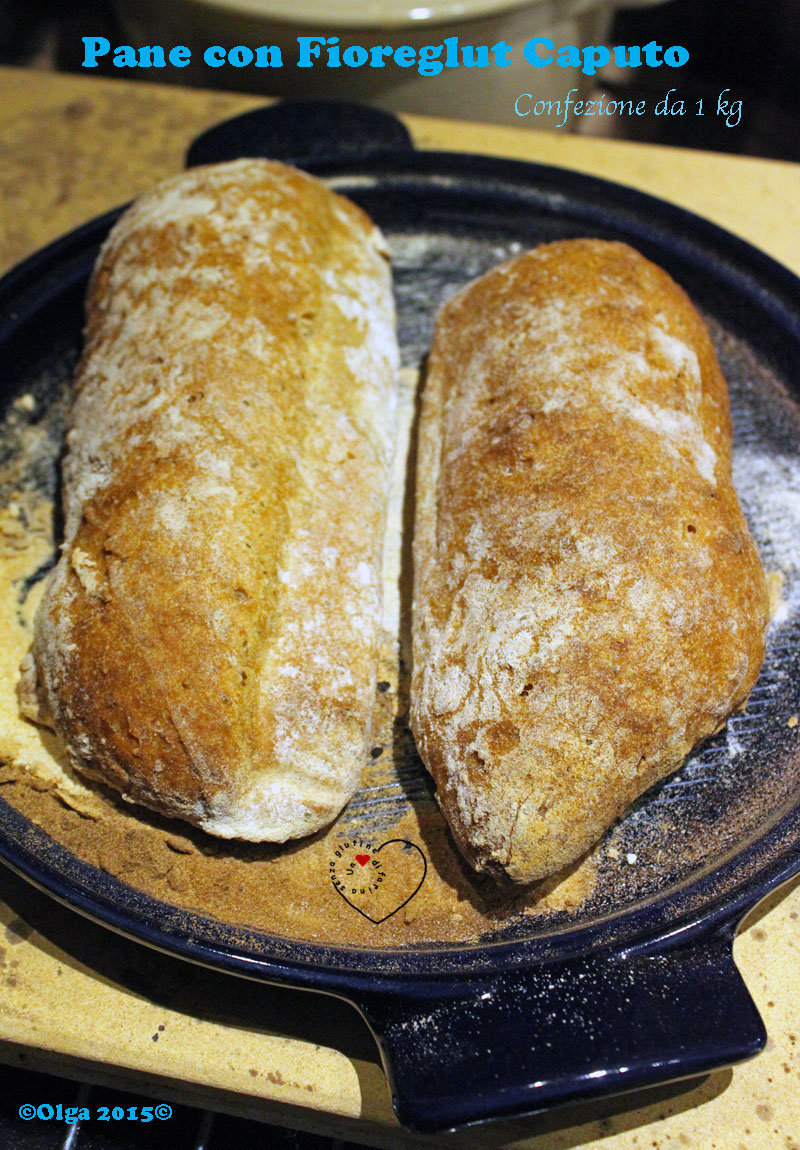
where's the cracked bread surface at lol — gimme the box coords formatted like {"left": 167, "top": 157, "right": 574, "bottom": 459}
{"left": 21, "top": 158, "right": 398, "bottom": 842}
{"left": 410, "top": 239, "right": 769, "bottom": 883}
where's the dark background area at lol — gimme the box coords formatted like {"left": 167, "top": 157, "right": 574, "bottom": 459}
{"left": 600, "top": 0, "right": 800, "bottom": 158}
{"left": 0, "top": 0, "right": 799, "bottom": 160}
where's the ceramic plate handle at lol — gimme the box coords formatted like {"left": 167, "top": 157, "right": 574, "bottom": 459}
{"left": 353, "top": 924, "right": 764, "bottom": 1132}
{"left": 186, "top": 99, "right": 414, "bottom": 169}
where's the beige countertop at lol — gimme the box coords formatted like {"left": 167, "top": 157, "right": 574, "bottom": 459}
{"left": 0, "top": 65, "right": 799, "bottom": 1149}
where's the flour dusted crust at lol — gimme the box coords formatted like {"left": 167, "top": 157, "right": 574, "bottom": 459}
{"left": 410, "top": 239, "right": 769, "bottom": 884}
{"left": 22, "top": 159, "right": 398, "bottom": 841}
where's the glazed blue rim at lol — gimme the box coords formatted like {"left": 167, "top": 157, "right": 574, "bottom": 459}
{"left": 0, "top": 149, "right": 799, "bottom": 993}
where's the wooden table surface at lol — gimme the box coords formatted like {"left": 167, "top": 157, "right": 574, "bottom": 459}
{"left": 1, "top": 65, "right": 799, "bottom": 1150}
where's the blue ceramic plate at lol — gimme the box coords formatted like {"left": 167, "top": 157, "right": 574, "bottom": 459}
{"left": 0, "top": 103, "right": 799, "bottom": 1131}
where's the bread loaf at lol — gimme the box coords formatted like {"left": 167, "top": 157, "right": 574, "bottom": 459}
{"left": 410, "top": 239, "right": 769, "bottom": 883}
{"left": 20, "top": 159, "right": 398, "bottom": 841}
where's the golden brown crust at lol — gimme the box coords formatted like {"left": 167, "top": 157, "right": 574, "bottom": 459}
{"left": 410, "top": 239, "right": 769, "bottom": 883}
{"left": 26, "top": 159, "right": 398, "bottom": 841}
